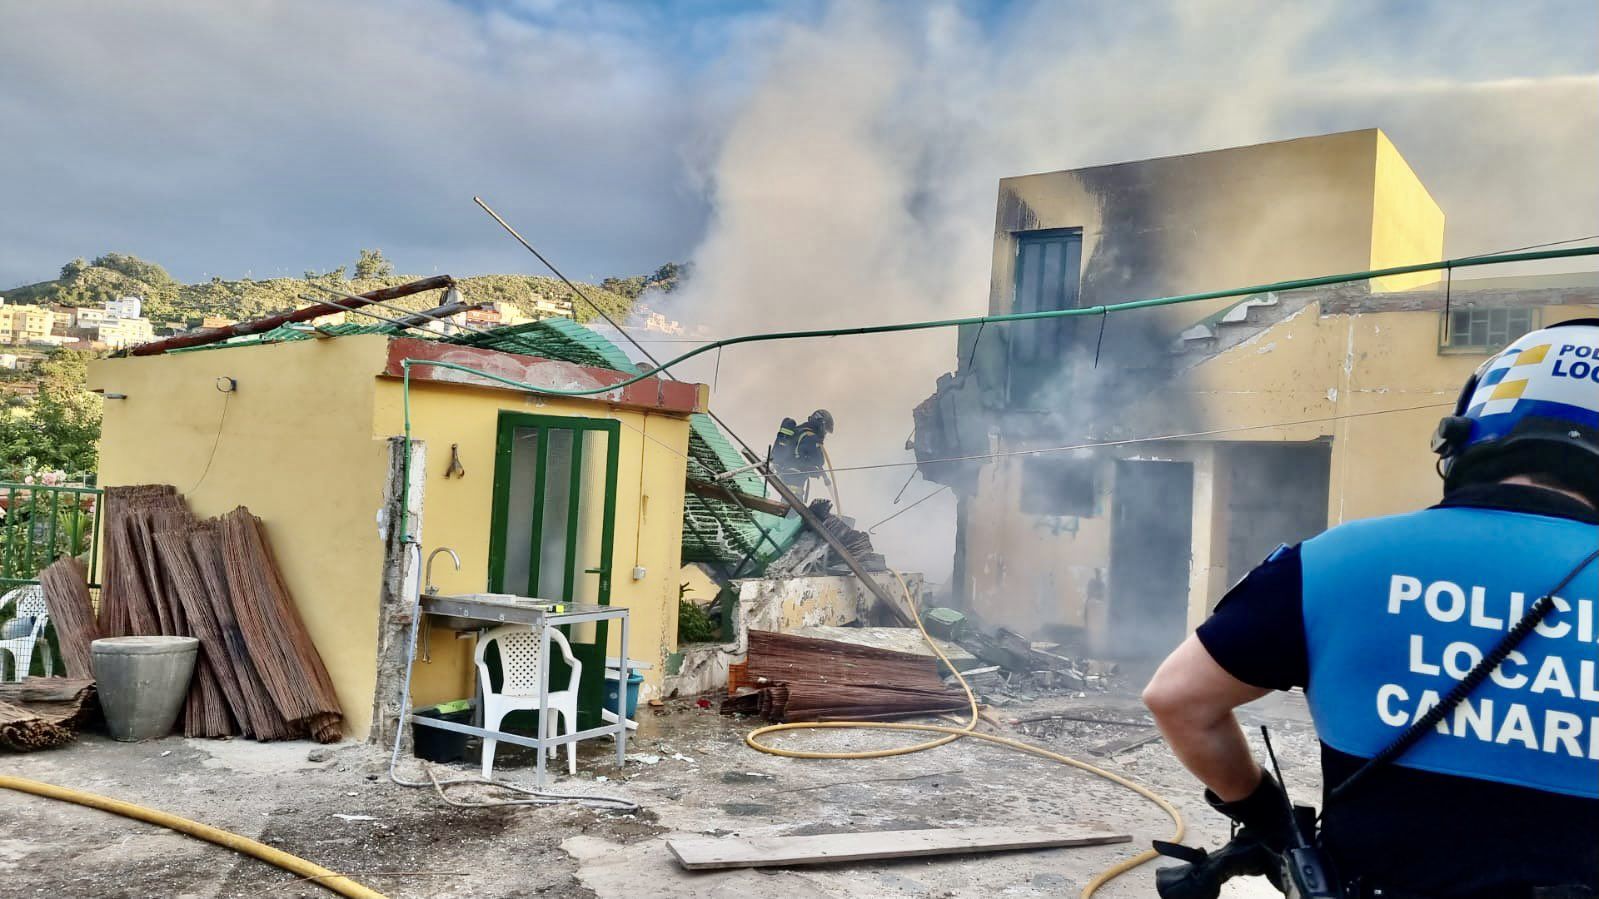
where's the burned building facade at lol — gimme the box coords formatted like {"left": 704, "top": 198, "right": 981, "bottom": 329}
{"left": 914, "top": 128, "right": 1597, "bottom": 659}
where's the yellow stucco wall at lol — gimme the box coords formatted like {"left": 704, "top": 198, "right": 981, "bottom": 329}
{"left": 956, "top": 130, "right": 1501, "bottom": 648}
{"left": 370, "top": 373, "right": 692, "bottom": 708}
{"left": 88, "top": 336, "right": 393, "bottom": 739}
{"left": 679, "top": 563, "right": 721, "bottom": 607}
{"left": 89, "top": 333, "right": 698, "bottom": 739}
{"left": 959, "top": 458, "right": 1110, "bottom": 633}
{"left": 1370, "top": 131, "right": 1445, "bottom": 291}
{"left": 989, "top": 129, "right": 1437, "bottom": 325}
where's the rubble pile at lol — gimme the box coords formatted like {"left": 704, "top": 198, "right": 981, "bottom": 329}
{"left": 927, "top": 611, "right": 1120, "bottom": 706}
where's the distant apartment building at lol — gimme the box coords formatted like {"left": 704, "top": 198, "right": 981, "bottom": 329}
{"left": 41, "top": 295, "right": 161, "bottom": 348}
{"left": 201, "top": 314, "right": 238, "bottom": 329}
{"left": 105, "top": 295, "right": 142, "bottom": 319}
{"left": 96, "top": 316, "right": 156, "bottom": 349}
{"left": 529, "top": 295, "right": 573, "bottom": 318}
{"left": 464, "top": 300, "right": 534, "bottom": 329}
{"left": 631, "top": 305, "right": 685, "bottom": 335}
{"left": 0, "top": 303, "right": 59, "bottom": 345}
{"left": 70, "top": 306, "right": 116, "bottom": 330}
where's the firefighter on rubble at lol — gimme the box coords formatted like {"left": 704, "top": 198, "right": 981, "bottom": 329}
{"left": 1143, "top": 319, "right": 1599, "bottom": 898}
{"left": 770, "top": 409, "right": 834, "bottom": 499}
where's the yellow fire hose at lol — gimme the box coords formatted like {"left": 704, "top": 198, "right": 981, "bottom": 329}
{"left": 745, "top": 571, "right": 1184, "bottom": 898}
{"left": 0, "top": 774, "right": 387, "bottom": 899}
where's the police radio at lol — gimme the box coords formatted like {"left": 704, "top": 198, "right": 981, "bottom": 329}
{"left": 1261, "top": 726, "right": 1342, "bottom": 899}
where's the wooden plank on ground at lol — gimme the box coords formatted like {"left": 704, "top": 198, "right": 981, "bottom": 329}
{"left": 666, "top": 826, "right": 1130, "bottom": 870}
{"left": 1089, "top": 730, "right": 1164, "bottom": 757}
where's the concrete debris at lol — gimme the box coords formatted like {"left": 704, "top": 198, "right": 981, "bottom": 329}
{"left": 763, "top": 500, "right": 883, "bottom": 577}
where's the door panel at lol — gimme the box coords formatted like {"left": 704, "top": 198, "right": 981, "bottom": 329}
{"left": 488, "top": 413, "right": 620, "bottom": 729}
{"left": 489, "top": 414, "right": 618, "bottom": 605}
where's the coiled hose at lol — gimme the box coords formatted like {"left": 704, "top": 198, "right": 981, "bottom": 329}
{"left": 0, "top": 773, "right": 386, "bottom": 899}
{"left": 744, "top": 570, "right": 1184, "bottom": 898}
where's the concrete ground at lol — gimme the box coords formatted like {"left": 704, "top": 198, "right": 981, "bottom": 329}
{"left": 0, "top": 689, "right": 1318, "bottom": 898}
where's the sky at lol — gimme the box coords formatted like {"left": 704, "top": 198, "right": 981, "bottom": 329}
{"left": 3, "top": 0, "right": 1596, "bottom": 579}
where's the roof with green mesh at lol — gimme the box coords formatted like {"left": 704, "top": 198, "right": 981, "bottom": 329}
{"left": 453, "top": 317, "right": 637, "bottom": 371}
{"left": 156, "top": 313, "right": 801, "bottom": 571}
{"left": 166, "top": 321, "right": 400, "bottom": 352}
{"left": 445, "top": 319, "right": 801, "bottom": 569}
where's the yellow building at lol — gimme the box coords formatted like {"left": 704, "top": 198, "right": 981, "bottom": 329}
{"left": 913, "top": 129, "right": 1598, "bottom": 659}
{"left": 88, "top": 316, "right": 791, "bottom": 741}
{"left": 0, "top": 303, "right": 60, "bottom": 345}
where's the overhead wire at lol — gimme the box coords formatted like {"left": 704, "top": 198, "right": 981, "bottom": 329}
{"left": 822, "top": 401, "right": 1457, "bottom": 475}
{"left": 867, "top": 485, "right": 951, "bottom": 533}
{"left": 407, "top": 243, "right": 1599, "bottom": 399}
{"left": 386, "top": 221, "right": 1597, "bottom": 893}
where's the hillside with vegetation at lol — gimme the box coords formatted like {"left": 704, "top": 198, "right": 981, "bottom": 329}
{"left": 1, "top": 250, "right": 663, "bottom": 326}
{"left": 0, "top": 250, "right": 687, "bottom": 480}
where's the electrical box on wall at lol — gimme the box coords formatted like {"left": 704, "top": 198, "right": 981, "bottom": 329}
{"left": 632, "top": 566, "right": 647, "bottom": 581}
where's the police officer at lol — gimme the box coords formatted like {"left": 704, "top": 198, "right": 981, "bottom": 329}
{"left": 771, "top": 409, "right": 835, "bottom": 498}
{"left": 1143, "top": 319, "right": 1599, "bottom": 897}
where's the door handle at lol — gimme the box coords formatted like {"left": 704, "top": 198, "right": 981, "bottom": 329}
{"left": 584, "top": 567, "right": 607, "bottom": 575}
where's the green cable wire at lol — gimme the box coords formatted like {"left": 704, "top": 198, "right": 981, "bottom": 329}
{"left": 394, "top": 243, "right": 1599, "bottom": 541}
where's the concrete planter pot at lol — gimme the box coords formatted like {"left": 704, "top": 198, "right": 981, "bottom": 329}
{"left": 90, "top": 636, "right": 200, "bottom": 741}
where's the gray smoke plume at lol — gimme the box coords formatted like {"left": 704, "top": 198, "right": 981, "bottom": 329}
{"left": 656, "top": 1, "right": 1599, "bottom": 584}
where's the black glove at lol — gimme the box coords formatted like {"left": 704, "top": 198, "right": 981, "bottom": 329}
{"left": 1206, "top": 772, "right": 1294, "bottom": 853}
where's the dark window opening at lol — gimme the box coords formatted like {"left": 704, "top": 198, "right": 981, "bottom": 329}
{"left": 1020, "top": 455, "right": 1097, "bottom": 516}
{"left": 1008, "top": 229, "right": 1082, "bottom": 406}
{"left": 1443, "top": 307, "right": 1534, "bottom": 352}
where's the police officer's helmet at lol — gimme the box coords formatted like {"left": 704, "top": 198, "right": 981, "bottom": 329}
{"left": 809, "top": 409, "right": 835, "bottom": 434}
{"left": 1433, "top": 318, "right": 1599, "bottom": 505}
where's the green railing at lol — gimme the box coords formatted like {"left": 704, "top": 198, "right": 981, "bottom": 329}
{"left": 0, "top": 482, "right": 101, "bottom": 590}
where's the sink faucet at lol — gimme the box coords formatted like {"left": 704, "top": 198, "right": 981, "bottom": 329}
{"left": 425, "top": 546, "right": 461, "bottom": 595}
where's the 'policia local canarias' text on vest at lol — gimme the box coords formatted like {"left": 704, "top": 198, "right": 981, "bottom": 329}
{"left": 1300, "top": 506, "right": 1599, "bottom": 799}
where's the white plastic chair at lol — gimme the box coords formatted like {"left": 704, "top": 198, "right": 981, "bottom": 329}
{"left": 0, "top": 585, "right": 52, "bottom": 682}
{"left": 475, "top": 625, "right": 582, "bottom": 779}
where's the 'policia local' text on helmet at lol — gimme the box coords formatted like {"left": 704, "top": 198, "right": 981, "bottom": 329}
{"left": 1432, "top": 318, "right": 1599, "bottom": 504}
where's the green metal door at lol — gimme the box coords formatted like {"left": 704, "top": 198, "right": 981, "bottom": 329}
{"left": 487, "top": 412, "right": 620, "bottom": 727}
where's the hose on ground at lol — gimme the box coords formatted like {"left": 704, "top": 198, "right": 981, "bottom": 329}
{"left": 744, "top": 570, "right": 1184, "bottom": 899}
{"left": 0, "top": 773, "right": 387, "bottom": 899}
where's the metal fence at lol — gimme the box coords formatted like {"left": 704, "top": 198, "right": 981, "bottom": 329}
{"left": 0, "top": 482, "right": 101, "bottom": 589}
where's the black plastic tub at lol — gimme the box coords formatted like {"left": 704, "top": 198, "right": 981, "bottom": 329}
{"left": 412, "top": 701, "right": 473, "bottom": 763}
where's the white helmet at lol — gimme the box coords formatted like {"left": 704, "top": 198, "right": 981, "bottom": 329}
{"left": 1432, "top": 318, "right": 1599, "bottom": 503}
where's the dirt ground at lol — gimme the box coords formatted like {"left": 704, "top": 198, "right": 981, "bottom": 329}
{"left": 0, "top": 689, "right": 1319, "bottom": 898}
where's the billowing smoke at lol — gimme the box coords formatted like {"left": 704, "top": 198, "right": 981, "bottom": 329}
{"left": 654, "top": 0, "right": 1599, "bottom": 585}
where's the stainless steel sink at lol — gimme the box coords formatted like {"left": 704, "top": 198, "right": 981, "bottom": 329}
{"left": 421, "top": 592, "right": 551, "bottom": 631}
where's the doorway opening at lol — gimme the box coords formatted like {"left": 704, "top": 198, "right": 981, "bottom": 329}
{"left": 1108, "top": 459, "right": 1194, "bottom": 661}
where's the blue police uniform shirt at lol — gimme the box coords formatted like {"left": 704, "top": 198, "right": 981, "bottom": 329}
{"left": 1197, "top": 483, "right": 1599, "bottom": 896}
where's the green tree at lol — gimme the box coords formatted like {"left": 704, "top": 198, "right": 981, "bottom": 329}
{"left": 91, "top": 253, "right": 175, "bottom": 287}
{"left": 0, "top": 350, "right": 102, "bottom": 477}
{"left": 59, "top": 257, "right": 88, "bottom": 280}
{"left": 600, "top": 275, "right": 648, "bottom": 300}
{"left": 648, "top": 262, "right": 689, "bottom": 292}
{"left": 353, "top": 248, "right": 393, "bottom": 280}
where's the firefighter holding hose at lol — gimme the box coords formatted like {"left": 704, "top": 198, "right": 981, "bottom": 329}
{"left": 1143, "top": 320, "right": 1599, "bottom": 898}
{"left": 771, "top": 409, "right": 835, "bottom": 500}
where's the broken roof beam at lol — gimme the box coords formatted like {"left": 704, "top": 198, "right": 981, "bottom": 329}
{"left": 685, "top": 478, "right": 789, "bottom": 517}
{"left": 128, "top": 275, "right": 456, "bottom": 357}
